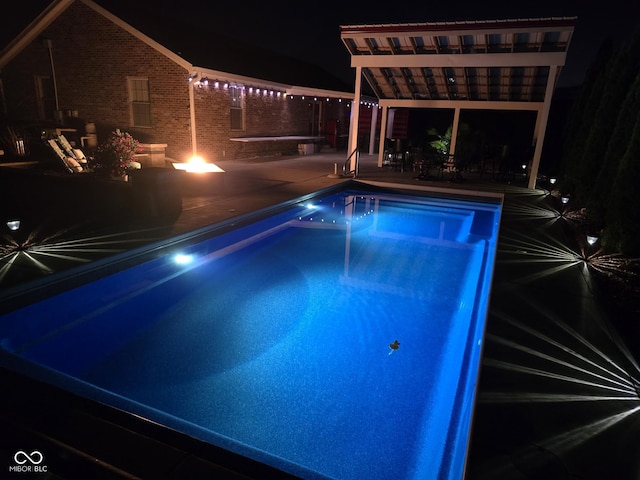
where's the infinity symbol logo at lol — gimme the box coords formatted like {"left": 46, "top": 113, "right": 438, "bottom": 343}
{"left": 14, "top": 450, "right": 44, "bottom": 465}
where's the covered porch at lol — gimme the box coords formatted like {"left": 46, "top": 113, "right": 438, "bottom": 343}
{"left": 341, "top": 17, "right": 576, "bottom": 189}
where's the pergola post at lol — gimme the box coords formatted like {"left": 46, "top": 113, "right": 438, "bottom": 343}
{"left": 528, "top": 65, "right": 558, "bottom": 189}
{"left": 369, "top": 105, "right": 378, "bottom": 155}
{"left": 449, "top": 107, "right": 461, "bottom": 158}
{"left": 377, "top": 105, "right": 389, "bottom": 167}
{"left": 347, "top": 66, "right": 362, "bottom": 173}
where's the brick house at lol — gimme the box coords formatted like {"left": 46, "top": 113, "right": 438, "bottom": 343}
{"left": 0, "top": 0, "right": 373, "bottom": 165}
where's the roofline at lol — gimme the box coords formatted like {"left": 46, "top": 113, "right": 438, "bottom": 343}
{"left": 0, "top": 0, "right": 193, "bottom": 72}
{"left": 193, "top": 67, "right": 357, "bottom": 100}
{"left": 1, "top": 0, "right": 357, "bottom": 100}
{"left": 340, "top": 17, "right": 577, "bottom": 36}
{"left": 193, "top": 67, "right": 293, "bottom": 92}
{"left": 286, "top": 85, "right": 357, "bottom": 100}
{"left": 0, "top": 0, "right": 75, "bottom": 69}
{"left": 80, "top": 0, "right": 192, "bottom": 71}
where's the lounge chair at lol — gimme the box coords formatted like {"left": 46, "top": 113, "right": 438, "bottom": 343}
{"left": 57, "top": 135, "right": 89, "bottom": 170}
{"left": 47, "top": 138, "right": 83, "bottom": 173}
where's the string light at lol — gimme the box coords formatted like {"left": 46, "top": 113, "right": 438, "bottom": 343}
{"left": 187, "top": 78, "right": 364, "bottom": 106}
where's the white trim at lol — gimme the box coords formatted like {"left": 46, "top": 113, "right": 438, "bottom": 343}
{"left": 378, "top": 99, "right": 544, "bottom": 111}
{"left": 348, "top": 66, "right": 362, "bottom": 172}
{"left": 189, "top": 73, "right": 200, "bottom": 156}
{"left": 191, "top": 67, "right": 357, "bottom": 102}
{"left": 286, "top": 85, "right": 355, "bottom": 100}
{"left": 350, "top": 52, "right": 568, "bottom": 69}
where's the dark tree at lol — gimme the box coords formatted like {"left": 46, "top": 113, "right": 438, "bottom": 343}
{"left": 604, "top": 103, "right": 640, "bottom": 255}
{"left": 559, "top": 39, "right": 614, "bottom": 196}
{"left": 569, "top": 41, "right": 636, "bottom": 204}
{"left": 590, "top": 73, "right": 640, "bottom": 224}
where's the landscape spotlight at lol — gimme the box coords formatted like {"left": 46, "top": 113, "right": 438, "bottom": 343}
{"left": 586, "top": 234, "right": 599, "bottom": 246}
{"left": 6, "top": 220, "right": 20, "bottom": 231}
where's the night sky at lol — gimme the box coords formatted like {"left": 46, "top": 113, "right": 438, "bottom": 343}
{"left": 163, "top": 0, "right": 638, "bottom": 88}
{"left": 3, "top": 0, "right": 639, "bottom": 88}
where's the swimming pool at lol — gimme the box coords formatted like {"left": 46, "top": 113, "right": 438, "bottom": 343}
{"left": 0, "top": 183, "right": 502, "bottom": 479}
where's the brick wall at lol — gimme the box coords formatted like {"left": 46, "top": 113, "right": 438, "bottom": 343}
{"left": 3, "top": 2, "right": 193, "bottom": 160}
{"left": 2, "top": 1, "right": 353, "bottom": 162}
{"left": 193, "top": 86, "right": 353, "bottom": 161}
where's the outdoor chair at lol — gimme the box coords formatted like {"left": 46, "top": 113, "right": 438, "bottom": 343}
{"left": 57, "top": 135, "right": 89, "bottom": 170}
{"left": 439, "top": 155, "right": 463, "bottom": 182}
{"left": 47, "top": 138, "right": 84, "bottom": 173}
{"left": 413, "top": 152, "right": 440, "bottom": 180}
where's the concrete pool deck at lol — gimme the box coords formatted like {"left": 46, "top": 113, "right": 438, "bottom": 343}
{"left": 1, "top": 152, "right": 639, "bottom": 479}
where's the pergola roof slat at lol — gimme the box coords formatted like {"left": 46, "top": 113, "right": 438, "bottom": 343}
{"left": 341, "top": 17, "right": 575, "bottom": 103}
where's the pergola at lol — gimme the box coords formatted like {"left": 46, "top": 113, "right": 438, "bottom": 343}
{"left": 341, "top": 17, "right": 576, "bottom": 188}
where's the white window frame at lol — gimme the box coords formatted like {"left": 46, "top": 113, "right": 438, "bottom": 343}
{"left": 127, "top": 77, "right": 152, "bottom": 128}
{"left": 229, "top": 85, "right": 245, "bottom": 131}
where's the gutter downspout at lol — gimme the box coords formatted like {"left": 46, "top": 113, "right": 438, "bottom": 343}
{"left": 42, "top": 38, "right": 59, "bottom": 117}
{"left": 0, "top": 70, "right": 7, "bottom": 117}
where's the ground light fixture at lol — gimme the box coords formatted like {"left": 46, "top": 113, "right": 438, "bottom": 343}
{"left": 6, "top": 220, "right": 20, "bottom": 231}
{"left": 549, "top": 177, "right": 557, "bottom": 185}
{"left": 561, "top": 196, "right": 570, "bottom": 204}
{"left": 586, "top": 234, "right": 599, "bottom": 246}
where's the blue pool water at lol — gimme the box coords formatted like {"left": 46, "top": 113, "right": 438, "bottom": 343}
{"left": 0, "top": 186, "right": 501, "bottom": 479}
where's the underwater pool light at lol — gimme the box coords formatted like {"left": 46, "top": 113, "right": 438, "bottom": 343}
{"left": 174, "top": 253, "right": 194, "bottom": 265}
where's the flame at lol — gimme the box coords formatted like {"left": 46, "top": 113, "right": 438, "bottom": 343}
{"left": 173, "top": 156, "right": 225, "bottom": 173}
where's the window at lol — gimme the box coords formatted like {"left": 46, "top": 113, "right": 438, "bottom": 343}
{"left": 229, "top": 86, "right": 244, "bottom": 131}
{"left": 128, "top": 78, "right": 152, "bottom": 127}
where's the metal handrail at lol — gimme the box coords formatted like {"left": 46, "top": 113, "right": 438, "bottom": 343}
{"left": 343, "top": 148, "right": 359, "bottom": 178}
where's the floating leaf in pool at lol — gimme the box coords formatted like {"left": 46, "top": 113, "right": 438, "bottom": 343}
{"left": 388, "top": 340, "right": 400, "bottom": 355}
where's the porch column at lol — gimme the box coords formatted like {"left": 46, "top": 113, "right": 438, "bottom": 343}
{"left": 449, "top": 107, "right": 461, "bottom": 158}
{"left": 348, "top": 66, "right": 362, "bottom": 173}
{"left": 377, "top": 105, "right": 389, "bottom": 167}
{"left": 369, "top": 105, "right": 378, "bottom": 155}
{"left": 528, "top": 65, "right": 558, "bottom": 189}
{"left": 189, "top": 73, "right": 200, "bottom": 157}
